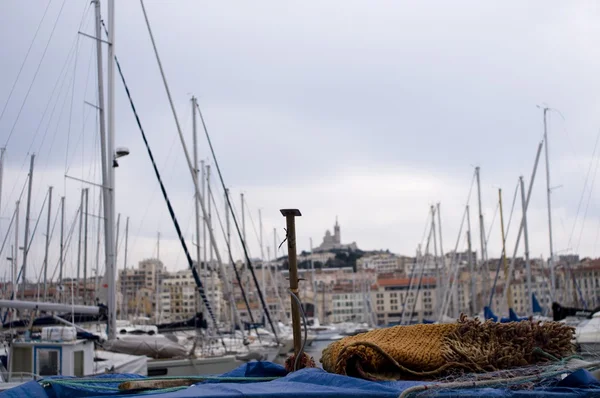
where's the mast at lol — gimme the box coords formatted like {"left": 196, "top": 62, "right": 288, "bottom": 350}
{"left": 436, "top": 203, "right": 445, "bottom": 312}
{"left": 83, "top": 188, "right": 89, "bottom": 304}
{"left": 59, "top": 197, "right": 64, "bottom": 300}
{"left": 122, "top": 216, "right": 129, "bottom": 316}
{"left": 542, "top": 108, "right": 556, "bottom": 299}
{"left": 225, "top": 188, "right": 231, "bottom": 323}
{"left": 499, "top": 188, "right": 512, "bottom": 313}
{"left": 475, "top": 167, "right": 488, "bottom": 309}
{"left": 21, "top": 154, "right": 35, "bottom": 299}
{"left": 93, "top": 0, "right": 117, "bottom": 340}
{"left": 94, "top": 192, "right": 101, "bottom": 302}
{"left": 466, "top": 205, "right": 475, "bottom": 315}
{"left": 0, "top": 148, "right": 4, "bottom": 226}
{"left": 201, "top": 160, "right": 206, "bottom": 277}
{"left": 520, "top": 176, "right": 532, "bottom": 313}
{"left": 13, "top": 201, "right": 19, "bottom": 299}
{"left": 76, "top": 189, "right": 84, "bottom": 299}
{"left": 115, "top": 213, "right": 120, "bottom": 276}
{"left": 241, "top": 193, "right": 246, "bottom": 244}
{"left": 431, "top": 204, "right": 439, "bottom": 319}
{"left": 207, "top": 164, "right": 213, "bottom": 313}
{"left": 310, "top": 237, "right": 318, "bottom": 321}
{"left": 259, "top": 209, "right": 265, "bottom": 296}
{"left": 106, "top": 0, "right": 117, "bottom": 340}
{"left": 192, "top": 96, "right": 202, "bottom": 312}
{"left": 499, "top": 142, "right": 543, "bottom": 312}
{"left": 155, "top": 230, "right": 160, "bottom": 323}
{"left": 43, "top": 186, "right": 53, "bottom": 301}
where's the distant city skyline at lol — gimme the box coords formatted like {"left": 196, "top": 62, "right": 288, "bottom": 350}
{"left": 1, "top": 1, "right": 600, "bottom": 279}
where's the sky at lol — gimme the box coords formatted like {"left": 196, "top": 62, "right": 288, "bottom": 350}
{"left": 1, "top": 0, "right": 600, "bottom": 282}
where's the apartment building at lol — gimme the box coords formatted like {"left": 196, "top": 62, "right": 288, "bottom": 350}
{"left": 370, "top": 276, "right": 437, "bottom": 325}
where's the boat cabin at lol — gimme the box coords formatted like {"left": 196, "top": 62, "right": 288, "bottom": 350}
{"left": 6, "top": 327, "right": 94, "bottom": 381}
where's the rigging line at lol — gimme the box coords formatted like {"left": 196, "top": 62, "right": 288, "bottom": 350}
{"left": 195, "top": 101, "right": 279, "bottom": 342}
{"left": 568, "top": 130, "right": 600, "bottom": 250}
{"left": 488, "top": 179, "right": 520, "bottom": 308}
{"left": 1, "top": 26, "right": 80, "bottom": 216}
{"left": 128, "top": 112, "right": 189, "bottom": 259}
{"left": 65, "top": 32, "right": 82, "bottom": 180}
{"left": 592, "top": 214, "right": 600, "bottom": 259}
{"left": 503, "top": 179, "right": 520, "bottom": 240}
{"left": 575, "top": 145, "right": 600, "bottom": 254}
{"left": 0, "top": 0, "right": 54, "bottom": 127}
{"left": 438, "top": 172, "right": 475, "bottom": 317}
{"left": 208, "top": 182, "right": 259, "bottom": 341}
{"left": 0, "top": 176, "right": 30, "bottom": 225}
{"left": 0, "top": 209, "right": 17, "bottom": 265}
{"left": 113, "top": 53, "right": 224, "bottom": 346}
{"left": 3, "top": 0, "right": 70, "bottom": 148}
{"left": 244, "top": 196, "right": 263, "bottom": 258}
{"left": 419, "top": 210, "right": 432, "bottom": 251}
{"left": 50, "top": 205, "right": 81, "bottom": 282}
{"left": 0, "top": 26, "right": 81, "bottom": 220}
{"left": 484, "top": 202, "right": 499, "bottom": 252}
{"left": 29, "top": 7, "right": 92, "bottom": 160}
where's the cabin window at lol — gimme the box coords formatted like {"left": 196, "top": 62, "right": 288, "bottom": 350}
{"left": 74, "top": 351, "right": 84, "bottom": 377}
{"left": 148, "top": 367, "right": 168, "bottom": 377}
{"left": 37, "top": 348, "right": 61, "bottom": 376}
{"left": 11, "top": 346, "right": 32, "bottom": 374}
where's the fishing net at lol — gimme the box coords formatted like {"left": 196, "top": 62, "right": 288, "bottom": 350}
{"left": 321, "top": 314, "right": 575, "bottom": 381}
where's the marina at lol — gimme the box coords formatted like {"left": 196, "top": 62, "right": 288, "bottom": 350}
{"left": 1, "top": 0, "right": 600, "bottom": 396}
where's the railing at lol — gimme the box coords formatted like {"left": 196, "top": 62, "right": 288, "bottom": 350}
{"left": 7, "top": 371, "right": 42, "bottom": 383}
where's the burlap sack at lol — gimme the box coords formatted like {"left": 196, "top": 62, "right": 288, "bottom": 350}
{"left": 321, "top": 315, "right": 575, "bottom": 380}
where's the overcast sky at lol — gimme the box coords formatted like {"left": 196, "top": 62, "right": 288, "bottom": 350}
{"left": 1, "top": 1, "right": 600, "bottom": 282}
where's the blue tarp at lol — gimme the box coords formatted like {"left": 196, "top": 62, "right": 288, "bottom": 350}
{"left": 2, "top": 361, "right": 599, "bottom": 398}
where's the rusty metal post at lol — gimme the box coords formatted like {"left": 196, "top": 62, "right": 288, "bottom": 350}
{"left": 280, "top": 208, "right": 302, "bottom": 357}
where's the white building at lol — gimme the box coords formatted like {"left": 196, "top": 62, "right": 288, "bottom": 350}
{"left": 357, "top": 253, "right": 405, "bottom": 273}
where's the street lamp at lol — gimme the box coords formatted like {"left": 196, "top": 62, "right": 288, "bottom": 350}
{"left": 113, "top": 147, "right": 130, "bottom": 167}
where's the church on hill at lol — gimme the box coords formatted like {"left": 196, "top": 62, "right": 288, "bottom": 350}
{"left": 315, "top": 217, "right": 358, "bottom": 252}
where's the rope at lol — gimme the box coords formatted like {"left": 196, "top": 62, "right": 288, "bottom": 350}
{"left": 398, "top": 360, "right": 600, "bottom": 398}
{"left": 112, "top": 49, "right": 224, "bottom": 347}
{"left": 40, "top": 375, "right": 281, "bottom": 392}
{"left": 288, "top": 288, "right": 308, "bottom": 371}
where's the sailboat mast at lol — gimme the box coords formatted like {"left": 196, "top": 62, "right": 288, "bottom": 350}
{"left": 13, "top": 201, "right": 19, "bottom": 299}
{"left": 475, "top": 167, "right": 488, "bottom": 307}
{"left": 114, "top": 213, "right": 120, "bottom": 289}
{"left": 207, "top": 164, "right": 213, "bottom": 313}
{"left": 191, "top": 96, "right": 203, "bottom": 314}
{"left": 83, "top": 188, "right": 89, "bottom": 304}
{"left": 466, "top": 205, "right": 475, "bottom": 315}
{"left": 431, "top": 204, "right": 439, "bottom": 318}
{"left": 76, "top": 190, "right": 84, "bottom": 299}
{"left": 93, "top": 0, "right": 117, "bottom": 340}
{"left": 519, "top": 176, "right": 532, "bottom": 312}
{"left": 122, "top": 216, "right": 129, "bottom": 316}
{"left": 0, "top": 148, "right": 4, "bottom": 224}
{"left": 43, "top": 186, "right": 53, "bottom": 301}
{"left": 201, "top": 160, "right": 206, "bottom": 276}
{"left": 542, "top": 107, "right": 556, "bottom": 299}
{"left": 21, "top": 154, "right": 35, "bottom": 299}
{"left": 94, "top": 192, "right": 101, "bottom": 302}
{"left": 59, "top": 197, "right": 64, "bottom": 299}
{"left": 310, "top": 237, "right": 317, "bottom": 321}
{"left": 499, "top": 189, "right": 512, "bottom": 313}
{"left": 241, "top": 193, "right": 245, "bottom": 242}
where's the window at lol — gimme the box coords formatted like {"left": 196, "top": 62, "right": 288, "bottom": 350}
{"left": 74, "top": 351, "right": 84, "bottom": 377}
{"left": 37, "top": 348, "right": 61, "bottom": 376}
